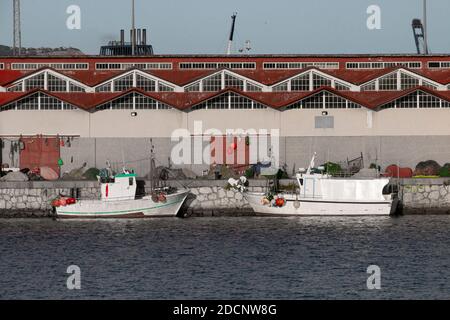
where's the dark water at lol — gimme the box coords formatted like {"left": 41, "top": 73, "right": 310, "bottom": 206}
{"left": 1, "top": 215, "right": 450, "bottom": 299}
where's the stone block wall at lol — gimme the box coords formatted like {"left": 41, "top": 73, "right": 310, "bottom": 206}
{"left": 399, "top": 178, "right": 450, "bottom": 214}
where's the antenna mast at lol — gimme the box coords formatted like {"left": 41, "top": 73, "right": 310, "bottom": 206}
{"left": 13, "top": 0, "right": 22, "bottom": 56}
{"left": 226, "top": 13, "right": 237, "bottom": 55}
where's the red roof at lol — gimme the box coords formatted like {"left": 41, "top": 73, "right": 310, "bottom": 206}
{"left": 2, "top": 86, "right": 450, "bottom": 112}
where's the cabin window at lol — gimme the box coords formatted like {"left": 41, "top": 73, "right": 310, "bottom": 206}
{"left": 129, "top": 178, "right": 134, "bottom": 186}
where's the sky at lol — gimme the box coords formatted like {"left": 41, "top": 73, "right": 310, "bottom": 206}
{"left": 1, "top": 0, "right": 450, "bottom": 55}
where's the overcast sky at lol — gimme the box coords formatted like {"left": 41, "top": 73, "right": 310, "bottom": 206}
{"left": 1, "top": 0, "right": 450, "bottom": 55}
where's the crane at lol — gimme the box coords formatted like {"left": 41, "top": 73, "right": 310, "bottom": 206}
{"left": 412, "top": 0, "right": 429, "bottom": 54}
{"left": 13, "top": 0, "right": 22, "bottom": 55}
{"left": 226, "top": 13, "right": 237, "bottom": 55}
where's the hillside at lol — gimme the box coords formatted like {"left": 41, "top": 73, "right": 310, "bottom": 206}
{"left": 0, "top": 45, "right": 84, "bottom": 56}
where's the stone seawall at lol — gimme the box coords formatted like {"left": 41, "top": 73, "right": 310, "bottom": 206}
{"left": 0, "top": 180, "right": 269, "bottom": 218}
{"left": 399, "top": 178, "right": 450, "bottom": 214}
{"left": 1, "top": 178, "right": 450, "bottom": 217}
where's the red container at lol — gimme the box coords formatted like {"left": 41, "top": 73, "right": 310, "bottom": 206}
{"left": 384, "top": 165, "right": 413, "bottom": 178}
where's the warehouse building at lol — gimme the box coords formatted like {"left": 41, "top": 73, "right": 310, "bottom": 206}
{"left": 1, "top": 54, "right": 450, "bottom": 176}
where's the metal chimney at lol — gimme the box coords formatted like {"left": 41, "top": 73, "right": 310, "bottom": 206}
{"left": 137, "top": 29, "right": 142, "bottom": 46}
{"left": 142, "top": 29, "right": 147, "bottom": 45}
{"left": 120, "top": 29, "right": 125, "bottom": 45}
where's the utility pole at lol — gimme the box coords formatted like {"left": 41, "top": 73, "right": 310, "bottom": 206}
{"left": 131, "top": 0, "right": 136, "bottom": 56}
{"left": 423, "top": 0, "right": 429, "bottom": 54}
{"left": 13, "top": 0, "right": 22, "bottom": 56}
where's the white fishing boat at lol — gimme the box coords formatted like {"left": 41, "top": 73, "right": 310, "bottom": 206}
{"left": 244, "top": 153, "right": 398, "bottom": 216}
{"left": 54, "top": 170, "right": 189, "bottom": 218}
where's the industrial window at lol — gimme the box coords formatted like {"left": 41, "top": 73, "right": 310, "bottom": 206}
{"left": 185, "top": 82, "right": 200, "bottom": 92}
{"left": 348, "top": 102, "right": 362, "bottom": 109}
{"left": 400, "top": 72, "right": 419, "bottom": 90}
{"left": 95, "top": 63, "right": 172, "bottom": 70}
{"left": 206, "top": 94, "right": 229, "bottom": 109}
{"left": 422, "top": 81, "right": 438, "bottom": 90}
{"left": 334, "top": 82, "right": 351, "bottom": 91}
{"left": 346, "top": 61, "right": 421, "bottom": 69}
{"left": 179, "top": 62, "right": 255, "bottom": 70}
{"left": 40, "top": 94, "right": 63, "bottom": 110}
{"left": 418, "top": 91, "right": 441, "bottom": 108}
{"left": 428, "top": 61, "right": 450, "bottom": 69}
{"left": 95, "top": 103, "right": 112, "bottom": 111}
{"left": 246, "top": 82, "right": 262, "bottom": 92}
{"left": 285, "top": 101, "right": 302, "bottom": 110}
{"left": 158, "top": 83, "right": 174, "bottom": 92}
{"left": 303, "top": 92, "right": 324, "bottom": 109}
{"left": 6, "top": 83, "right": 23, "bottom": 92}
{"left": 378, "top": 73, "right": 397, "bottom": 91}
{"left": 382, "top": 92, "right": 418, "bottom": 109}
{"left": 95, "top": 83, "right": 112, "bottom": 92}
{"left": 69, "top": 83, "right": 85, "bottom": 92}
{"left": 114, "top": 74, "right": 133, "bottom": 91}
{"left": 192, "top": 93, "right": 265, "bottom": 110}
{"left": 230, "top": 93, "right": 253, "bottom": 109}
{"left": 63, "top": 103, "right": 77, "bottom": 110}
{"left": 11, "top": 63, "right": 88, "bottom": 70}
{"left": 324, "top": 92, "right": 347, "bottom": 109}
{"left": 224, "top": 73, "right": 244, "bottom": 90}
{"left": 0, "top": 103, "right": 16, "bottom": 111}
{"left": 16, "top": 93, "right": 39, "bottom": 110}
{"left": 312, "top": 73, "right": 331, "bottom": 90}
{"left": 291, "top": 74, "right": 309, "bottom": 91}
{"left": 203, "top": 74, "right": 222, "bottom": 92}
{"left": 361, "top": 81, "right": 376, "bottom": 91}
{"left": 24, "top": 73, "right": 45, "bottom": 91}
{"left": 47, "top": 74, "right": 67, "bottom": 92}
{"left": 273, "top": 82, "right": 288, "bottom": 92}
{"left": 262, "top": 62, "right": 339, "bottom": 70}
{"left": 111, "top": 94, "right": 134, "bottom": 109}
{"left": 136, "top": 74, "right": 156, "bottom": 91}
{"left": 135, "top": 93, "right": 158, "bottom": 109}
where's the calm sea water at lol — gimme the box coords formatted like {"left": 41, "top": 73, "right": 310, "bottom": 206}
{"left": 1, "top": 215, "right": 450, "bottom": 299}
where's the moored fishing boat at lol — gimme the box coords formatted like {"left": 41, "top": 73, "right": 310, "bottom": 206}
{"left": 243, "top": 154, "right": 398, "bottom": 216}
{"left": 54, "top": 170, "right": 189, "bottom": 218}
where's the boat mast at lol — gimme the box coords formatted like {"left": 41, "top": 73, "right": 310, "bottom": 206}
{"left": 306, "top": 152, "right": 316, "bottom": 175}
{"left": 226, "top": 13, "right": 237, "bottom": 55}
{"left": 149, "top": 138, "right": 155, "bottom": 191}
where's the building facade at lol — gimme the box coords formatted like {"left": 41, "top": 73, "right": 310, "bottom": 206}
{"left": 1, "top": 54, "right": 450, "bottom": 175}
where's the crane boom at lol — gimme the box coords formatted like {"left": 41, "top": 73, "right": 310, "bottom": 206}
{"left": 226, "top": 13, "right": 237, "bottom": 55}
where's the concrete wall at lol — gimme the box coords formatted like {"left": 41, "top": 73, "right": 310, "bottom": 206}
{"left": 3, "top": 135, "right": 450, "bottom": 178}
{"left": 1, "top": 107, "right": 450, "bottom": 138}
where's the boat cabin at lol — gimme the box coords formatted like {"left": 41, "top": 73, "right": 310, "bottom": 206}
{"left": 100, "top": 172, "right": 137, "bottom": 201}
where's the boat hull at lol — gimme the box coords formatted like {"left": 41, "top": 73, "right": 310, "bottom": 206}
{"left": 56, "top": 189, "right": 189, "bottom": 219}
{"left": 245, "top": 192, "right": 395, "bottom": 216}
